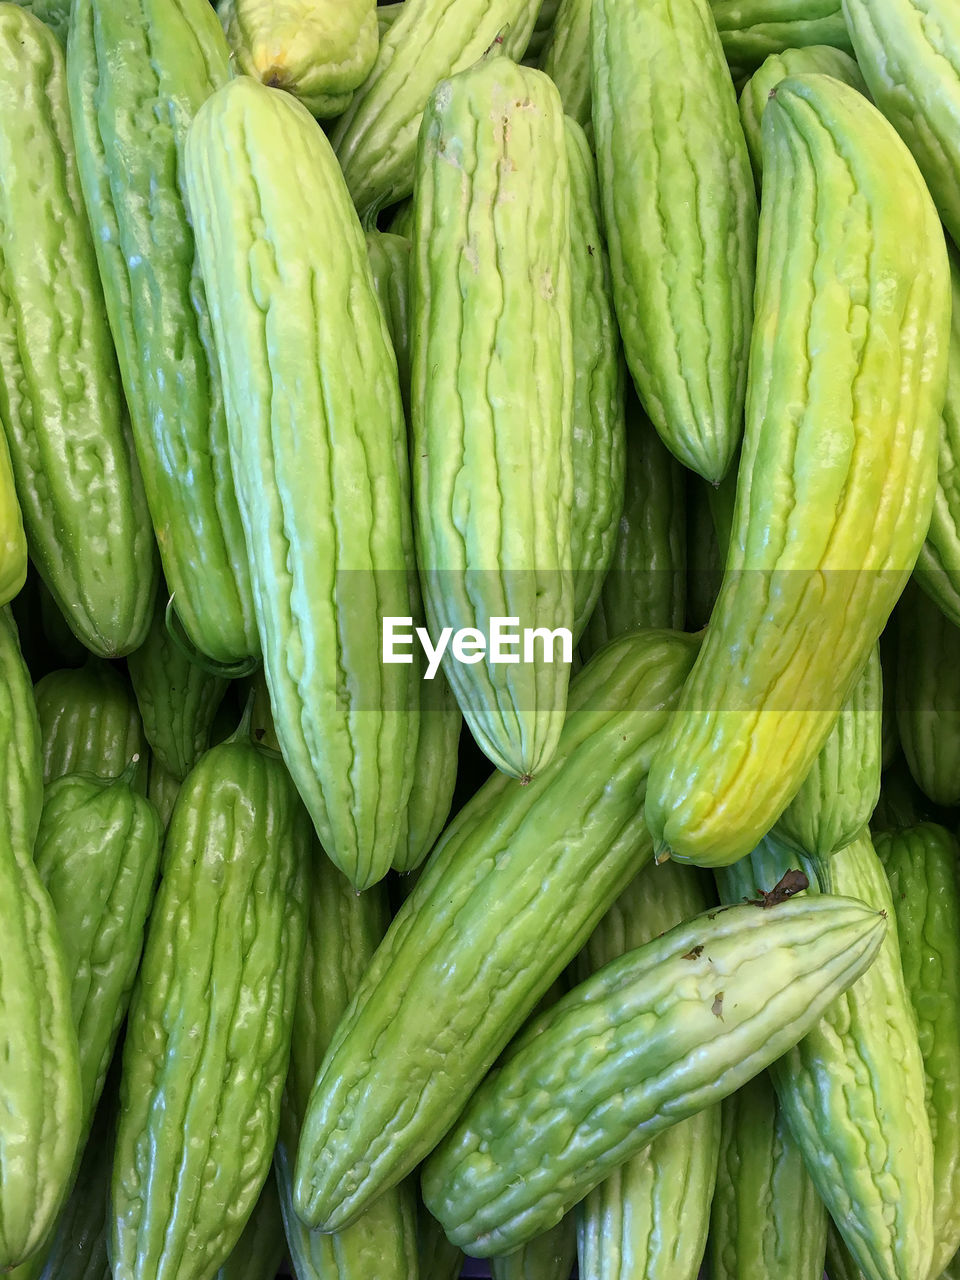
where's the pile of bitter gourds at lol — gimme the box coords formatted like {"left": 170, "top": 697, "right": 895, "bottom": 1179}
{"left": 0, "top": 0, "right": 957, "bottom": 1277}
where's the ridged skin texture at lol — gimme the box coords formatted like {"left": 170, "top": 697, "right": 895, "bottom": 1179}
{"left": 293, "top": 629, "right": 700, "bottom": 1232}
{"left": 565, "top": 117, "right": 626, "bottom": 641}
{"left": 916, "top": 249, "right": 960, "bottom": 625}
{"left": 575, "top": 860, "right": 720, "bottom": 1280}
{"left": 35, "top": 772, "right": 161, "bottom": 1134}
{"left": 330, "top": 0, "right": 541, "bottom": 226}
{"left": 376, "top": 1, "right": 403, "bottom": 38}
{"left": 540, "top": 0, "right": 591, "bottom": 130}
{"left": 365, "top": 230, "right": 413, "bottom": 409}
{"left": 185, "top": 76, "right": 421, "bottom": 891}
{"left": 0, "top": 429, "right": 25, "bottom": 607}
{"left": 411, "top": 58, "right": 575, "bottom": 780}
{"left": 895, "top": 582, "right": 960, "bottom": 805}
{"left": 525, "top": 0, "right": 561, "bottom": 61}
{"left": 876, "top": 824, "right": 960, "bottom": 1275}
{"left": 580, "top": 394, "right": 687, "bottom": 660}
{"left": 421, "top": 895, "right": 886, "bottom": 1257}
{"left": 738, "top": 44, "right": 867, "bottom": 183}
{"left": 37, "top": 1081, "right": 114, "bottom": 1280}
{"left": 419, "top": 1209, "right": 464, "bottom": 1280}
{"left": 214, "top": 1173, "right": 286, "bottom": 1280}
{"left": 826, "top": 1227, "right": 866, "bottom": 1280}
{"left": 645, "top": 76, "right": 950, "bottom": 868}
{"left": 34, "top": 661, "right": 147, "bottom": 789}
{"left": 592, "top": 0, "right": 757, "bottom": 483}
{"left": 127, "top": 591, "right": 229, "bottom": 780}
{"left": 709, "top": 1072, "right": 828, "bottom": 1280}
{"left": 491, "top": 1215, "right": 576, "bottom": 1280}
{"left": 13, "top": 774, "right": 161, "bottom": 1279}
{"left": 843, "top": 0, "right": 960, "bottom": 247}
{"left": 13, "top": 0, "right": 68, "bottom": 42}
{"left": 110, "top": 734, "right": 310, "bottom": 1280}
{"left": 145, "top": 757, "right": 179, "bottom": 831}
{"left": 0, "top": 6, "right": 157, "bottom": 657}
{"left": 364, "top": 227, "right": 462, "bottom": 874}
{"left": 773, "top": 643, "right": 882, "bottom": 857}
{"left": 717, "top": 833, "right": 934, "bottom": 1280}
{"left": 218, "top": 0, "right": 377, "bottom": 116}
{"left": 0, "top": 607, "right": 82, "bottom": 1268}
{"left": 275, "top": 854, "right": 420, "bottom": 1280}
{"left": 65, "top": 0, "right": 258, "bottom": 666}
{"left": 710, "top": 0, "right": 852, "bottom": 71}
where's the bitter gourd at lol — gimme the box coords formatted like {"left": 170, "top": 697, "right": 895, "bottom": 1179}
{"left": 895, "top": 582, "right": 960, "bottom": 806}
{"left": 916, "top": 249, "right": 960, "bottom": 627}
{"left": 36, "top": 1078, "right": 114, "bottom": 1280}
{"left": 330, "top": 0, "right": 541, "bottom": 225}
{"left": 12, "top": 0, "right": 68, "bottom": 43}
{"left": 592, "top": 0, "right": 757, "bottom": 483}
{"left": 876, "top": 823, "right": 960, "bottom": 1276}
{"left": 645, "top": 75, "right": 950, "bottom": 868}
{"left": 275, "top": 853, "right": 420, "bottom": 1280}
{"left": 0, "top": 5, "right": 157, "bottom": 659}
{"left": 0, "top": 431, "right": 25, "bottom": 609}
{"left": 773, "top": 644, "right": 883, "bottom": 857}
{"left": 185, "top": 74, "right": 421, "bottom": 890}
{"left": 293, "top": 629, "right": 699, "bottom": 1232}
{"left": 421, "top": 894, "right": 886, "bottom": 1257}
{"left": 491, "top": 1218, "right": 576, "bottom": 1280}
{"left": 219, "top": 0, "right": 378, "bottom": 117}
{"left": 843, "top": 0, "right": 960, "bottom": 249}
{"left": 418, "top": 1207, "right": 464, "bottom": 1280}
{"left": 738, "top": 44, "right": 867, "bottom": 183}
{"left": 214, "top": 1173, "right": 286, "bottom": 1280}
{"left": 525, "top": 0, "right": 561, "bottom": 61}
{"left": 66, "top": 0, "right": 258, "bottom": 666}
{"left": 718, "top": 832, "right": 934, "bottom": 1280}
{"left": 127, "top": 590, "right": 229, "bottom": 780}
{"left": 145, "top": 756, "right": 179, "bottom": 831}
{"left": 110, "top": 724, "right": 311, "bottom": 1280}
{"left": 34, "top": 661, "right": 147, "bottom": 789}
{"left": 580, "top": 394, "right": 686, "bottom": 659}
{"left": 710, "top": 0, "right": 853, "bottom": 72}
{"left": 709, "top": 1071, "right": 829, "bottom": 1280}
{"left": 0, "top": 607, "right": 82, "bottom": 1268}
{"left": 575, "top": 860, "right": 720, "bottom": 1280}
{"left": 565, "top": 116, "right": 625, "bottom": 642}
{"left": 410, "top": 56, "right": 574, "bottom": 780}
{"left": 539, "top": 0, "right": 591, "bottom": 131}
{"left": 365, "top": 230, "right": 412, "bottom": 409}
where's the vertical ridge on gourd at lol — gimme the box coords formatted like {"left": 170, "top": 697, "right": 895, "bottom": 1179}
{"left": 773, "top": 643, "right": 883, "bottom": 857}
{"left": 876, "top": 823, "right": 960, "bottom": 1277}
{"left": 592, "top": 0, "right": 758, "bottom": 483}
{"left": 34, "top": 661, "right": 147, "bottom": 788}
{"left": 275, "top": 855, "right": 421, "bottom": 1279}
{"left": 185, "top": 75, "right": 421, "bottom": 891}
{"left": 491, "top": 1215, "right": 576, "bottom": 1280}
{"left": 12, "top": 0, "right": 69, "bottom": 43}
{"left": 895, "top": 582, "right": 960, "bottom": 806}
{"left": 330, "top": 0, "right": 542, "bottom": 226}
{"left": 0, "top": 607, "right": 82, "bottom": 1269}
{"left": 218, "top": 0, "right": 378, "bottom": 117}
{"left": 709, "top": 1071, "right": 829, "bottom": 1280}
{"left": 0, "top": 5, "right": 158, "bottom": 658}
{"left": 213, "top": 1172, "right": 286, "bottom": 1280}
{"left": 365, "top": 230, "right": 413, "bottom": 409}
{"left": 65, "top": 0, "right": 259, "bottom": 667}
{"left": 644, "top": 75, "right": 950, "bottom": 869}
{"left": 916, "top": 247, "right": 960, "bottom": 626}
{"left": 127, "top": 590, "right": 229, "bottom": 781}
{"left": 738, "top": 43, "right": 868, "bottom": 184}
{"left": 709, "top": 0, "right": 853, "bottom": 72}
{"left": 411, "top": 57, "right": 575, "bottom": 781}
{"left": 580, "top": 394, "right": 687, "bottom": 659}
{"left": 420, "top": 895, "right": 886, "bottom": 1257}
{"left": 842, "top": 0, "right": 960, "bottom": 249}
{"left": 539, "top": 0, "right": 592, "bottom": 131}
{"left": 110, "top": 730, "right": 311, "bottom": 1280}
{"left": 717, "top": 833, "right": 935, "bottom": 1280}
{"left": 292, "top": 630, "right": 700, "bottom": 1234}
{"left": 419, "top": 1207, "right": 464, "bottom": 1280}
{"left": 564, "top": 116, "right": 626, "bottom": 643}
{"left": 575, "top": 860, "right": 720, "bottom": 1280}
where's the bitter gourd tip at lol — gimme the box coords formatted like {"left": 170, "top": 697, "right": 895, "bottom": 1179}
{"left": 163, "top": 594, "right": 259, "bottom": 680}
